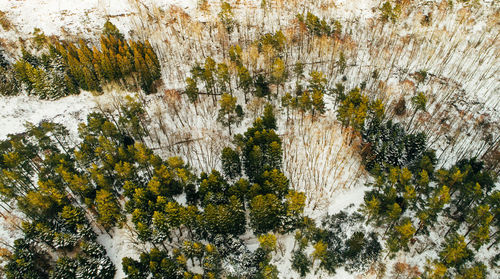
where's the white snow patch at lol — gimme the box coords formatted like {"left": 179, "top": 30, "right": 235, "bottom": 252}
{"left": 0, "top": 91, "right": 98, "bottom": 139}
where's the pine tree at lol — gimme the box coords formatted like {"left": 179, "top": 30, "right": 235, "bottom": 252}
{"left": 221, "top": 147, "right": 241, "bottom": 180}
{"left": 249, "top": 194, "right": 284, "bottom": 234}
{"left": 262, "top": 103, "right": 277, "bottom": 130}
{"left": 185, "top": 77, "right": 199, "bottom": 104}
{"left": 254, "top": 74, "right": 270, "bottom": 99}
{"left": 237, "top": 65, "right": 252, "bottom": 103}
{"left": 281, "top": 92, "right": 293, "bottom": 121}
{"left": 439, "top": 233, "right": 471, "bottom": 268}
{"left": 103, "top": 20, "right": 124, "bottom": 40}
{"left": 216, "top": 62, "right": 231, "bottom": 95}
{"left": 284, "top": 190, "right": 306, "bottom": 230}
{"left": 217, "top": 93, "right": 239, "bottom": 135}
{"left": 407, "top": 91, "right": 427, "bottom": 130}
{"left": 3, "top": 238, "right": 50, "bottom": 279}
{"left": 218, "top": 1, "right": 235, "bottom": 34}
{"left": 387, "top": 218, "right": 415, "bottom": 253}
{"left": 95, "top": 189, "right": 122, "bottom": 230}
{"left": 271, "top": 57, "right": 287, "bottom": 95}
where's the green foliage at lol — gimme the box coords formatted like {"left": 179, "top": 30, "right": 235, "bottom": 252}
{"left": 236, "top": 114, "right": 282, "bottom": 182}
{"left": 217, "top": 93, "right": 241, "bottom": 135}
{"left": 221, "top": 147, "right": 241, "bottom": 180}
{"left": 312, "top": 211, "right": 381, "bottom": 274}
{"left": 95, "top": 189, "right": 122, "bottom": 230}
{"left": 291, "top": 249, "right": 311, "bottom": 277}
{"left": 3, "top": 239, "right": 50, "bottom": 279}
{"left": 439, "top": 233, "right": 472, "bottom": 268}
{"left": 262, "top": 103, "right": 277, "bottom": 130}
{"left": 12, "top": 23, "right": 161, "bottom": 99}
{"left": 386, "top": 218, "right": 416, "bottom": 253}
{"left": 380, "top": 1, "right": 400, "bottom": 23}
{"left": 123, "top": 248, "right": 185, "bottom": 279}
{"left": 0, "top": 49, "right": 18, "bottom": 96}
{"left": 218, "top": 1, "right": 235, "bottom": 34}
{"left": 337, "top": 87, "right": 384, "bottom": 131}
{"left": 103, "top": 20, "right": 124, "bottom": 40}
{"left": 362, "top": 120, "right": 427, "bottom": 171}
{"left": 297, "top": 12, "right": 341, "bottom": 36}
{"left": 254, "top": 74, "right": 271, "bottom": 99}
{"left": 185, "top": 76, "right": 199, "bottom": 103}
{"left": 250, "top": 194, "right": 284, "bottom": 234}
{"left": 257, "top": 31, "right": 286, "bottom": 53}
{"left": 308, "top": 71, "right": 326, "bottom": 115}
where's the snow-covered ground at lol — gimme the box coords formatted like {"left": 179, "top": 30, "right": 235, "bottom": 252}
{"left": 0, "top": 0, "right": 197, "bottom": 39}
{"left": 0, "top": 0, "right": 499, "bottom": 278}
{"left": 0, "top": 92, "right": 95, "bottom": 139}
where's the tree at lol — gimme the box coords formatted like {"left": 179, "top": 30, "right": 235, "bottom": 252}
{"left": 218, "top": 1, "right": 235, "bottom": 34}
{"left": 250, "top": 194, "right": 284, "bottom": 234}
{"left": 95, "top": 189, "right": 122, "bottom": 230}
{"left": 221, "top": 147, "right": 241, "bottom": 180}
{"left": 387, "top": 218, "right": 415, "bottom": 253}
{"left": 0, "top": 48, "right": 8, "bottom": 68}
{"left": 439, "top": 233, "right": 471, "bottom": 268}
{"left": 202, "top": 196, "right": 246, "bottom": 237}
{"left": 308, "top": 71, "right": 327, "bottom": 115}
{"left": 258, "top": 233, "right": 277, "bottom": 254}
{"left": 217, "top": 93, "right": 239, "bottom": 135}
{"left": 3, "top": 238, "right": 50, "bottom": 279}
{"left": 262, "top": 103, "right": 277, "bottom": 130}
{"left": 237, "top": 65, "right": 252, "bottom": 103}
{"left": 312, "top": 240, "right": 328, "bottom": 265}
{"left": 281, "top": 92, "right": 293, "bottom": 121}
{"left": 103, "top": 21, "right": 125, "bottom": 40}
{"left": 271, "top": 57, "right": 287, "bottom": 95}
{"left": 380, "top": 1, "right": 400, "bottom": 23}
{"left": 185, "top": 77, "right": 199, "bottom": 104}
{"left": 284, "top": 190, "right": 306, "bottom": 230}
{"left": 465, "top": 204, "right": 493, "bottom": 250}
{"left": 254, "top": 74, "right": 270, "bottom": 99}
{"left": 456, "top": 262, "right": 487, "bottom": 279}
{"left": 291, "top": 249, "right": 311, "bottom": 277}
{"left": 216, "top": 62, "right": 231, "bottom": 94}
{"left": 337, "top": 87, "right": 369, "bottom": 130}
{"left": 408, "top": 91, "right": 427, "bottom": 130}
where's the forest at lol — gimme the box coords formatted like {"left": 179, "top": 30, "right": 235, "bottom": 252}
{"left": 0, "top": 0, "right": 498, "bottom": 278}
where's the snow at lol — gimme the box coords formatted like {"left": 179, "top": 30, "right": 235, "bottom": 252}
{"left": 0, "top": 0, "right": 197, "bottom": 40}
{"left": 97, "top": 227, "right": 141, "bottom": 279}
{"left": 0, "top": 91, "right": 96, "bottom": 140}
{"left": 0, "top": 0, "right": 499, "bottom": 278}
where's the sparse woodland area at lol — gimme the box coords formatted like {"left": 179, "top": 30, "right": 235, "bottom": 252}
{"left": 0, "top": 0, "right": 499, "bottom": 278}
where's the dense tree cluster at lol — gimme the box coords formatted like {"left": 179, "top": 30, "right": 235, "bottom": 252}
{"left": 289, "top": 211, "right": 381, "bottom": 277}
{"left": 0, "top": 95, "right": 309, "bottom": 278}
{"left": 362, "top": 119, "right": 427, "bottom": 171}
{"left": 0, "top": 121, "right": 116, "bottom": 278}
{"left": 332, "top": 82, "right": 498, "bottom": 278}
{"left": 3, "top": 21, "right": 161, "bottom": 99}
{"left": 361, "top": 145, "right": 498, "bottom": 276}
{"left": 296, "top": 12, "right": 342, "bottom": 37}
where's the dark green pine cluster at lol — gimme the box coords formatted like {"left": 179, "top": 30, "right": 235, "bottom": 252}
{"left": 1, "top": 21, "right": 161, "bottom": 100}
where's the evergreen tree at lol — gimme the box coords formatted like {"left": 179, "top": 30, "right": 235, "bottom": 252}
{"left": 221, "top": 147, "right": 241, "bottom": 180}
{"left": 95, "top": 189, "right": 122, "bottom": 230}
{"left": 185, "top": 77, "right": 199, "bottom": 104}
{"left": 103, "top": 20, "right": 125, "bottom": 40}
{"left": 262, "top": 103, "right": 277, "bottom": 130}
{"left": 439, "top": 233, "right": 472, "bottom": 268}
{"left": 218, "top": 1, "right": 235, "bottom": 34}
{"left": 217, "top": 93, "right": 239, "bottom": 135}
{"left": 249, "top": 194, "right": 284, "bottom": 234}
{"left": 3, "top": 238, "right": 50, "bottom": 279}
